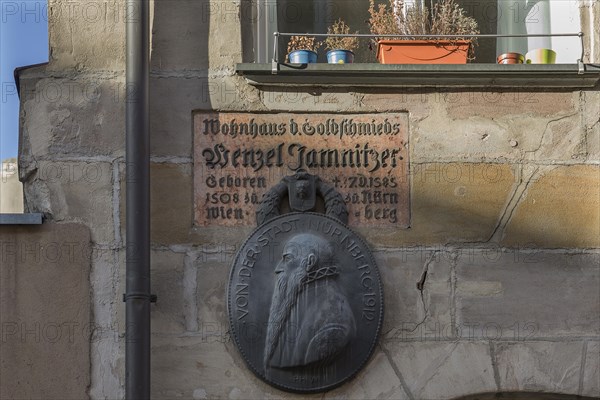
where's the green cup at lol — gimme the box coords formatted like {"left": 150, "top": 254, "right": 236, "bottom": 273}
{"left": 526, "top": 48, "right": 556, "bottom": 64}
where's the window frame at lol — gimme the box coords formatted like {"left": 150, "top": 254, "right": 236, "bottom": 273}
{"left": 238, "top": 0, "right": 599, "bottom": 88}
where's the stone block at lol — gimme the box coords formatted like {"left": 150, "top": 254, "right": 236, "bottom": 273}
{"left": 20, "top": 76, "right": 125, "bottom": 157}
{"left": 261, "top": 89, "right": 358, "bottom": 113}
{"left": 149, "top": 163, "right": 193, "bottom": 244}
{"left": 151, "top": 0, "right": 211, "bottom": 71}
{"left": 151, "top": 336, "right": 283, "bottom": 399}
{"left": 0, "top": 223, "right": 91, "bottom": 399}
{"left": 529, "top": 115, "right": 585, "bottom": 161}
{"left": 502, "top": 165, "right": 600, "bottom": 249}
{"left": 587, "top": 121, "right": 600, "bottom": 162}
{"left": 194, "top": 254, "right": 229, "bottom": 331}
{"left": 444, "top": 91, "right": 576, "bottom": 120}
{"left": 323, "top": 351, "right": 409, "bottom": 400}
{"left": 31, "top": 161, "right": 114, "bottom": 244}
{"left": 205, "top": 75, "right": 263, "bottom": 111}
{"left": 383, "top": 341, "right": 497, "bottom": 399}
{"left": 582, "top": 91, "right": 600, "bottom": 162}
{"left": 47, "top": 0, "right": 125, "bottom": 71}
{"left": 582, "top": 341, "right": 600, "bottom": 397}
{"left": 376, "top": 250, "right": 453, "bottom": 341}
{"left": 359, "top": 163, "right": 515, "bottom": 246}
{"left": 494, "top": 341, "right": 583, "bottom": 394}
{"left": 207, "top": 12, "right": 243, "bottom": 69}
{"left": 151, "top": 250, "right": 186, "bottom": 334}
{"left": 412, "top": 110, "right": 586, "bottom": 163}
{"left": 353, "top": 92, "right": 433, "bottom": 121}
{"left": 455, "top": 251, "right": 600, "bottom": 338}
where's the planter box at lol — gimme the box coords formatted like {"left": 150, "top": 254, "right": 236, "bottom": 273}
{"left": 376, "top": 40, "right": 471, "bottom": 64}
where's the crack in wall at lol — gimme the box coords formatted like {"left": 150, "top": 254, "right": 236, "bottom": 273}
{"left": 524, "top": 113, "right": 579, "bottom": 158}
{"left": 578, "top": 341, "right": 589, "bottom": 395}
{"left": 380, "top": 343, "right": 415, "bottom": 400}
{"left": 388, "top": 251, "right": 438, "bottom": 337}
{"left": 449, "top": 250, "right": 458, "bottom": 335}
{"left": 489, "top": 341, "right": 502, "bottom": 392}
{"left": 413, "top": 342, "right": 459, "bottom": 396}
{"left": 487, "top": 164, "right": 540, "bottom": 243}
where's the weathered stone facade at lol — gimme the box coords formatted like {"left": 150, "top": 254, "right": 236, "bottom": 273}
{"left": 4, "top": 0, "right": 599, "bottom": 399}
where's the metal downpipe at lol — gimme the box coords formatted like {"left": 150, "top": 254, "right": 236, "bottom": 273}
{"left": 125, "top": 0, "right": 151, "bottom": 398}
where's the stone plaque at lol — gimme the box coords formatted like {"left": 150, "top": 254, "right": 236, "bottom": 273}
{"left": 227, "top": 175, "right": 384, "bottom": 392}
{"left": 193, "top": 112, "right": 410, "bottom": 227}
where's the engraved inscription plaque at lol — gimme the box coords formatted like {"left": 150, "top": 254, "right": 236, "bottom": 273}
{"left": 228, "top": 173, "right": 384, "bottom": 393}
{"left": 194, "top": 112, "right": 409, "bottom": 227}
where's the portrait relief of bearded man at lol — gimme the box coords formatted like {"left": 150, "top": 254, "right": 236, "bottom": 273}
{"left": 264, "top": 233, "right": 356, "bottom": 370}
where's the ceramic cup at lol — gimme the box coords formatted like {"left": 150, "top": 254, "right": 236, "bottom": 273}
{"left": 526, "top": 48, "right": 556, "bottom": 64}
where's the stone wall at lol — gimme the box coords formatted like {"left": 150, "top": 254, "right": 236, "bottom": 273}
{"left": 11, "top": 0, "right": 600, "bottom": 399}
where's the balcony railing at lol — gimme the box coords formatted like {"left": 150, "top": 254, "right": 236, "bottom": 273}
{"left": 271, "top": 32, "right": 586, "bottom": 73}
{"left": 236, "top": 31, "right": 600, "bottom": 88}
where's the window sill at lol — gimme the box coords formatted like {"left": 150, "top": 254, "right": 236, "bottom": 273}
{"left": 0, "top": 213, "right": 43, "bottom": 225}
{"left": 236, "top": 63, "right": 600, "bottom": 88}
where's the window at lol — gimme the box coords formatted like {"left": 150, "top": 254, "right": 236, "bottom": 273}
{"left": 496, "top": 0, "right": 582, "bottom": 63}
{"left": 242, "top": 0, "right": 589, "bottom": 64}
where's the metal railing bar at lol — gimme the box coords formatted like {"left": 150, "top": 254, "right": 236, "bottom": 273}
{"left": 277, "top": 32, "right": 583, "bottom": 39}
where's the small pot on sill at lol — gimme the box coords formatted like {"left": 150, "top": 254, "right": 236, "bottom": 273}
{"left": 497, "top": 52, "right": 525, "bottom": 64}
{"left": 326, "top": 50, "right": 355, "bottom": 64}
{"left": 288, "top": 50, "right": 318, "bottom": 64}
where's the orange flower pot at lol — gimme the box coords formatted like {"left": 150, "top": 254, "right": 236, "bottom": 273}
{"left": 376, "top": 40, "right": 471, "bottom": 64}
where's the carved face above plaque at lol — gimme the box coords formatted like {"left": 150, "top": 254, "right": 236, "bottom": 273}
{"left": 227, "top": 173, "right": 384, "bottom": 393}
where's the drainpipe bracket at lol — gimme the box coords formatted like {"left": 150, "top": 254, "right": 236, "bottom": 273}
{"left": 123, "top": 293, "right": 158, "bottom": 303}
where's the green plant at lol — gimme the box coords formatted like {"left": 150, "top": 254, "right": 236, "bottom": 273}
{"left": 287, "top": 35, "right": 321, "bottom": 54}
{"left": 368, "top": 0, "right": 479, "bottom": 57}
{"left": 325, "top": 19, "right": 359, "bottom": 52}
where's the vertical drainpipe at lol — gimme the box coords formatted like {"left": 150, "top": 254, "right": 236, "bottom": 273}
{"left": 125, "top": 0, "right": 152, "bottom": 398}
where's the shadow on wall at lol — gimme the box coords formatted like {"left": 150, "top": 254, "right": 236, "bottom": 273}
{"left": 149, "top": 0, "right": 211, "bottom": 159}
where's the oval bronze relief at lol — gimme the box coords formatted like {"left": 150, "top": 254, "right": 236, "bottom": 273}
{"left": 227, "top": 212, "right": 383, "bottom": 393}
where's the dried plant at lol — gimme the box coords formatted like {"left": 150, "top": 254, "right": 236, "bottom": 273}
{"left": 368, "top": 0, "right": 479, "bottom": 57}
{"left": 368, "top": 0, "right": 402, "bottom": 40}
{"left": 287, "top": 35, "right": 321, "bottom": 53}
{"left": 325, "top": 19, "right": 359, "bottom": 52}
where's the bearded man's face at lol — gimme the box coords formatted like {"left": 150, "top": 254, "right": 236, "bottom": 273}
{"left": 275, "top": 241, "right": 303, "bottom": 276}
{"left": 264, "top": 240, "right": 310, "bottom": 367}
